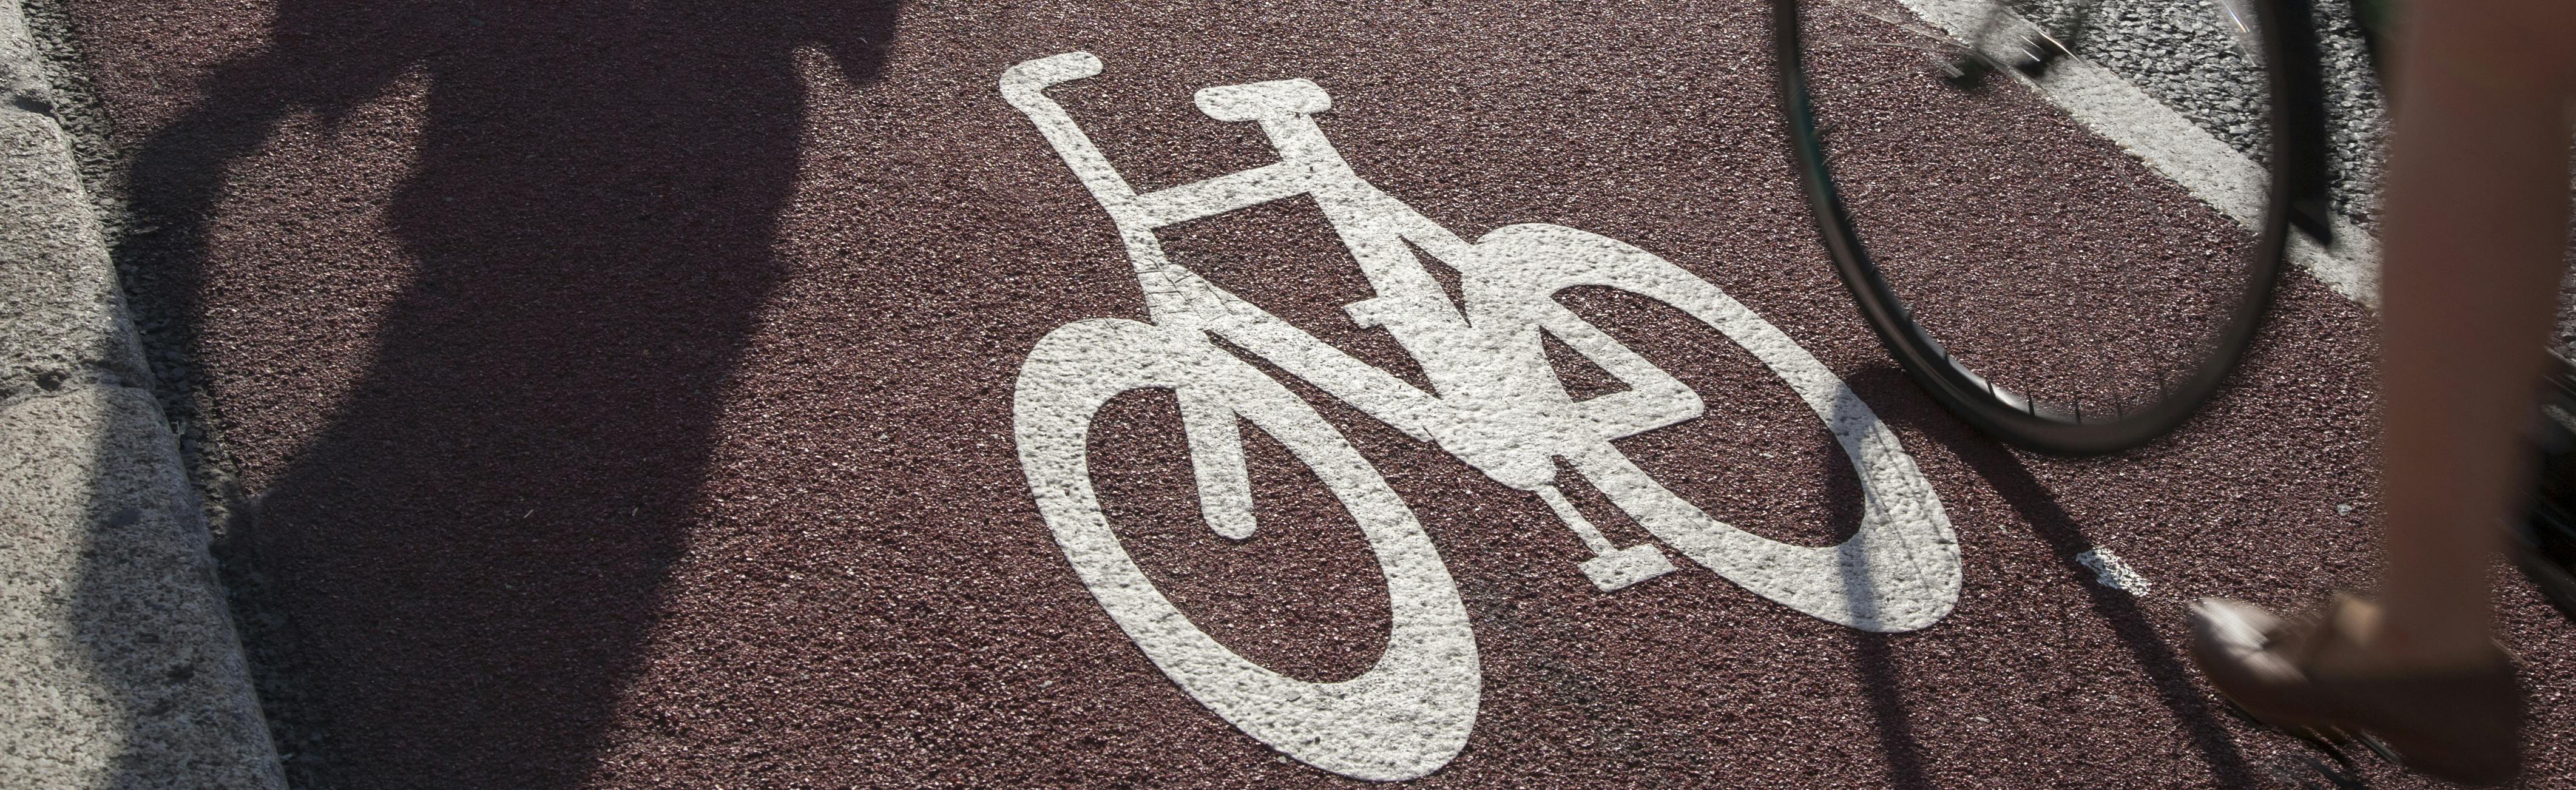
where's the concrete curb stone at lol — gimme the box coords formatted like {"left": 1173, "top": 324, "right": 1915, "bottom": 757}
{"left": 0, "top": 390, "right": 281, "bottom": 789}
{"left": 0, "top": 0, "right": 285, "bottom": 785}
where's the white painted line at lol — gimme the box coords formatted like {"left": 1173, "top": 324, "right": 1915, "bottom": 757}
{"left": 1891, "top": 0, "right": 2382, "bottom": 308}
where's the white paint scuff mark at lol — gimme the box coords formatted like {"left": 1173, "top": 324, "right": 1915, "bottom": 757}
{"left": 2077, "top": 547, "right": 2154, "bottom": 594}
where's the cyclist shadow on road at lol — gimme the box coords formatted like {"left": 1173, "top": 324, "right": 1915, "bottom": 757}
{"left": 1837, "top": 365, "right": 2262, "bottom": 788}
{"left": 113, "top": 2, "right": 899, "bottom": 786}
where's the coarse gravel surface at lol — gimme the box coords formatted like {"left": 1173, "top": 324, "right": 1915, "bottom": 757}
{"left": 2015, "top": 0, "right": 2389, "bottom": 225}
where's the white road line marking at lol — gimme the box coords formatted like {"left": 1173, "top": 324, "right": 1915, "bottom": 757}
{"left": 1891, "top": 0, "right": 2382, "bottom": 308}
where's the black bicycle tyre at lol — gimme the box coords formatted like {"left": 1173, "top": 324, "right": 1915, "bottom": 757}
{"left": 1772, "top": 0, "right": 2336, "bottom": 456}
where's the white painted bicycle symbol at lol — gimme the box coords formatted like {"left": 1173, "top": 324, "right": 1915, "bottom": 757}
{"left": 1005, "top": 52, "right": 1961, "bottom": 780}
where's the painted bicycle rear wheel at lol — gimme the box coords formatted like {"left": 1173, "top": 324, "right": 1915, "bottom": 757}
{"left": 1774, "top": 0, "right": 2333, "bottom": 455}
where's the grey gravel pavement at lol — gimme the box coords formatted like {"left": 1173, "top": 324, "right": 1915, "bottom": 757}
{"left": 0, "top": 0, "right": 282, "bottom": 785}
{"left": 2018, "top": 0, "right": 2390, "bottom": 225}
{"left": 2024, "top": 0, "right": 2576, "bottom": 356}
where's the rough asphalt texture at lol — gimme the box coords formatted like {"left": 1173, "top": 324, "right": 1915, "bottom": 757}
{"left": 2018, "top": 0, "right": 2389, "bottom": 224}
{"left": 2018, "top": 0, "right": 2576, "bottom": 379}
{"left": 1800, "top": 0, "right": 2270, "bottom": 413}
{"left": 43, "top": 1, "right": 2576, "bottom": 788}
{"left": 0, "top": 0, "right": 280, "bottom": 784}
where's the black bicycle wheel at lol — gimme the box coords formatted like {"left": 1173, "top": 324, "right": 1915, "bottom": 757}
{"left": 1774, "top": 0, "right": 2333, "bottom": 456}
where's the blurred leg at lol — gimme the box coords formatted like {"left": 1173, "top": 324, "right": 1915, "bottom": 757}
{"left": 2369, "top": 0, "right": 2576, "bottom": 669}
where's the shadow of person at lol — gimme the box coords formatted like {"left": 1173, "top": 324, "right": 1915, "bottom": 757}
{"left": 113, "top": 2, "right": 899, "bottom": 786}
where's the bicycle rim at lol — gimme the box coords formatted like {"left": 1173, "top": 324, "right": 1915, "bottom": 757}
{"left": 1773, "top": 0, "right": 2330, "bottom": 456}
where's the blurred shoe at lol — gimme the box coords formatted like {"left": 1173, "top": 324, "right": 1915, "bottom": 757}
{"left": 2189, "top": 595, "right": 2521, "bottom": 786}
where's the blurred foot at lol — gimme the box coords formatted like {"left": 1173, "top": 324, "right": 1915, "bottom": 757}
{"left": 2190, "top": 595, "right": 2522, "bottom": 786}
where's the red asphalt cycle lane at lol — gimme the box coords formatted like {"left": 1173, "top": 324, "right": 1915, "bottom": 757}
{"left": 56, "top": 0, "right": 2576, "bottom": 786}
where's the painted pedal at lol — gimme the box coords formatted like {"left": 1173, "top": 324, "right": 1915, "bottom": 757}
{"left": 1579, "top": 544, "right": 1676, "bottom": 592}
